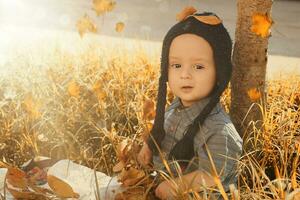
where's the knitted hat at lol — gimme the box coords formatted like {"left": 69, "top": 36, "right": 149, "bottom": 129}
{"left": 147, "top": 9, "right": 233, "bottom": 164}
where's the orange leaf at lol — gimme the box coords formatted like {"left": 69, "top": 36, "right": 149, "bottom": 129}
{"left": 6, "top": 187, "right": 38, "bottom": 200}
{"left": 116, "top": 139, "right": 130, "bottom": 161}
{"left": 68, "top": 80, "right": 80, "bottom": 97}
{"left": 6, "top": 167, "right": 28, "bottom": 189}
{"left": 47, "top": 175, "right": 80, "bottom": 198}
{"left": 251, "top": 13, "right": 273, "bottom": 38}
{"left": 143, "top": 99, "right": 156, "bottom": 120}
{"left": 247, "top": 88, "right": 261, "bottom": 102}
{"left": 76, "top": 14, "right": 97, "bottom": 37}
{"left": 118, "top": 167, "right": 145, "bottom": 186}
{"left": 193, "top": 15, "right": 222, "bottom": 25}
{"left": 113, "top": 161, "right": 125, "bottom": 172}
{"left": 176, "top": 6, "right": 197, "bottom": 21}
{"left": 115, "top": 22, "right": 125, "bottom": 33}
{"left": 23, "top": 94, "right": 41, "bottom": 119}
{"left": 93, "top": 0, "right": 116, "bottom": 16}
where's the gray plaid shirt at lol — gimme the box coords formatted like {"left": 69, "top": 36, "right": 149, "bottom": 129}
{"left": 153, "top": 96, "right": 243, "bottom": 192}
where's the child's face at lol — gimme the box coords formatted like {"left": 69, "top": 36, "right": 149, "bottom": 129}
{"left": 168, "top": 33, "right": 216, "bottom": 107}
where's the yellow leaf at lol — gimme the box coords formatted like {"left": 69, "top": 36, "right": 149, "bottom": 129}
{"left": 23, "top": 94, "right": 41, "bottom": 119}
{"left": 47, "top": 175, "right": 79, "bottom": 198}
{"left": 115, "top": 22, "right": 125, "bottom": 33}
{"left": 68, "top": 80, "right": 80, "bottom": 97}
{"left": 76, "top": 14, "right": 97, "bottom": 37}
{"left": 247, "top": 88, "right": 261, "bottom": 102}
{"left": 176, "top": 6, "right": 197, "bottom": 22}
{"left": 93, "top": 0, "right": 116, "bottom": 16}
{"left": 251, "top": 13, "right": 273, "bottom": 38}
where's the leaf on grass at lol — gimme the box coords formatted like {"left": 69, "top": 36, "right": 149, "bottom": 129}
{"left": 92, "top": 81, "right": 107, "bottom": 101}
{"left": 116, "top": 139, "right": 130, "bottom": 161}
{"left": 247, "top": 88, "right": 261, "bottom": 102}
{"left": 23, "top": 94, "right": 41, "bottom": 119}
{"left": 118, "top": 167, "right": 145, "bottom": 186}
{"left": 6, "top": 187, "right": 38, "bottom": 200}
{"left": 0, "top": 161, "right": 9, "bottom": 168}
{"left": 68, "top": 80, "right": 80, "bottom": 97}
{"left": 47, "top": 175, "right": 79, "bottom": 198}
{"left": 6, "top": 167, "right": 28, "bottom": 189}
{"left": 115, "top": 22, "right": 125, "bottom": 33}
{"left": 76, "top": 14, "right": 97, "bottom": 37}
{"left": 113, "top": 161, "right": 125, "bottom": 172}
{"left": 143, "top": 99, "right": 156, "bottom": 120}
{"left": 176, "top": 6, "right": 197, "bottom": 22}
{"left": 251, "top": 13, "right": 273, "bottom": 38}
{"left": 93, "top": 0, "right": 116, "bottom": 16}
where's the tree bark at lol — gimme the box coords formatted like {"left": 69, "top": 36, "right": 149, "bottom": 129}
{"left": 230, "top": 0, "right": 273, "bottom": 144}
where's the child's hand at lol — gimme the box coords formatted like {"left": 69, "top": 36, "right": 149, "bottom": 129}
{"left": 137, "top": 142, "right": 152, "bottom": 166}
{"left": 155, "top": 180, "right": 176, "bottom": 199}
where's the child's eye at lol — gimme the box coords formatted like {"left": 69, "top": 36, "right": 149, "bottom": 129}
{"left": 170, "top": 64, "right": 181, "bottom": 68}
{"left": 193, "top": 64, "right": 204, "bottom": 69}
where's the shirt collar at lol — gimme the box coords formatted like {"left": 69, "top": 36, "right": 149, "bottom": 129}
{"left": 169, "top": 96, "right": 222, "bottom": 123}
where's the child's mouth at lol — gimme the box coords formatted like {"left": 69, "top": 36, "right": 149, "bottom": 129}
{"left": 181, "top": 86, "right": 193, "bottom": 92}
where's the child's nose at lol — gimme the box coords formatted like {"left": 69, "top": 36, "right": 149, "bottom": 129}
{"left": 180, "top": 66, "right": 192, "bottom": 79}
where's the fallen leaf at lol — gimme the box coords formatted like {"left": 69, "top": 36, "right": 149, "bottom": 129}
{"left": 0, "top": 161, "right": 9, "bottom": 168}
{"left": 116, "top": 139, "right": 130, "bottom": 161}
{"left": 93, "top": 0, "right": 116, "bottom": 16}
{"left": 47, "top": 175, "right": 80, "bottom": 198}
{"left": 118, "top": 167, "right": 145, "bottom": 186}
{"left": 115, "top": 22, "right": 125, "bottom": 33}
{"left": 251, "top": 13, "right": 273, "bottom": 38}
{"left": 68, "top": 80, "right": 80, "bottom": 97}
{"left": 76, "top": 14, "right": 97, "bottom": 37}
{"left": 113, "top": 160, "right": 125, "bottom": 172}
{"left": 247, "top": 88, "right": 261, "bottom": 102}
{"left": 6, "top": 167, "right": 28, "bottom": 189}
{"left": 6, "top": 187, "right": 40, "bottom": 200}
{"left": 176, "top": 6, "right": 197, "bottom": 22}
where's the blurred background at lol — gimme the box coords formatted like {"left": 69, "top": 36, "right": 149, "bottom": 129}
{"left": 0, "top": 0, "right": 300, "bottom": 79}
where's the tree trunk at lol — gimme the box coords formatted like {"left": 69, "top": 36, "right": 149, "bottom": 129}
{"left": 230, "top": 0, "right": 273, "bottom": 144}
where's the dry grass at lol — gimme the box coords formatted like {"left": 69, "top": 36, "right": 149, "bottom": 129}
{"left": 0, "top": 37, "right": 299, "bottom": 199}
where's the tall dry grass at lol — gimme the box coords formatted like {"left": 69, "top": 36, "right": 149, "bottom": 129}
{"left": 0, "top": 37, "right": 299, "bottom": 199}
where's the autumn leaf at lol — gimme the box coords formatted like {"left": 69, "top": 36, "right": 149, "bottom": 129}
{"left": 118, "top": 167, "right": 145, "bottom": 186}
{"left": 143, "top": 99, "right": 156, "bottom": 120}
{"left": 76, "top": 14, "right": 97, "bottom": 37}
{"left": 6, "top": 187, "right": 38, "bottom": 200}
{"left": 6, "top": 167, "right": 28, "bottom": 189}
{"left": 193, "top": 15, "right": 222, "bottom": 25}
{"left": 115, "top": 22, "right": 125, "bottom": 33}
{"left": 0, "top": 161, "right": 9, "bottom": 168}
{"left": 92, "top": 80, "right": 107, "bottom": 101}
{"left": 247, "top": 88, "right": 261, "bottom": 102}
{"left": 68, "top": 80, "right": 80, "bottom": 97}
{"left": 176, "top": 6, "right": 197, "bottom": 22}
{"left": 251, "top": 13, "right": 273, "bottom": 38}
{"left": 47, "top": 175, "right": 80, "bottom": 198}
{"left": 93, "top": 0, "right": 116, "bottom": 16}
{"left": 113, "top": 160, "right": 125, "bottom": 172}
{"left": 116, "top": 139, "right": 131, "bottom": 161}
{"left": 23, "top": 94, "right": 41, "bottom": 119}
